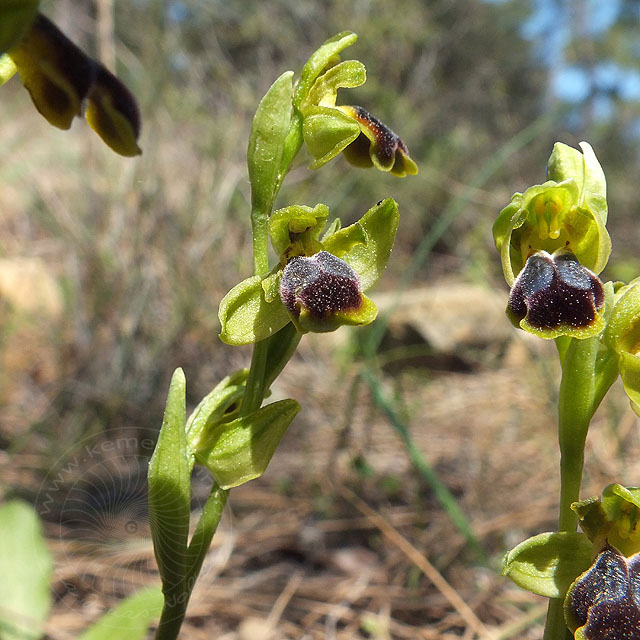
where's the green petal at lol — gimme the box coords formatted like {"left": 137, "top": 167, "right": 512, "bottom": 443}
{"left": 293, "top": 31, "right": 358, "bottom": 109}
{"left": 218, "top": 274, "right": 291, "bottom": 346}
{"left": 300, "top": 60, "right": 366, "bottom": 113}
{"left": 501, "top": 531, "right": 593, "bottom": 598}
{"left": 323, "top": 198, "right": 399, "bottom": 291}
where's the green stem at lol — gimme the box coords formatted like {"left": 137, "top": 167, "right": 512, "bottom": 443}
{"left": 154, "top": 485, "right": 228, "bottom": 640}
{"left": 543, "top": 336, "right": 619, "bottom": 640}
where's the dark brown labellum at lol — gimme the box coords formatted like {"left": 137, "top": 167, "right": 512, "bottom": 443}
{"left": 508, "top": 250, "right": 604, "bottom": 331}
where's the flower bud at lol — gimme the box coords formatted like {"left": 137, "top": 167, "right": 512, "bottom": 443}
{"left": 507, "top": 249, "right": 605, "bottom": 339}
{"left": 279, "top": 250, "right": 377, "bottom": 333}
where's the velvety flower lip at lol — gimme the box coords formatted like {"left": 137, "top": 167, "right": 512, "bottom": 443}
{"left": 280, "top": 250, "right": 363, "bottom": 318}
{"left": 338, "top": 105, "right": 418, "bottom": 177}
{"left": 564, "top": 543, "right": 640, "bottom": 638}
{"left": 507, "top": 249, "right": 605, "bottom": 339}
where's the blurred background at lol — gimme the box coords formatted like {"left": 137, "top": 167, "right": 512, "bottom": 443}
{"left": 2, "top": 0, "right": 640, "bottom": 638}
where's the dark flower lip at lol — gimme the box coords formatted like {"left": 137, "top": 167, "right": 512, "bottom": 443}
{"left": 508, "top": 249, "right": 605, "bottom": 337}
{"left": 565, "top": 543, "right": 640, "bottom": 637}
{"left": 339, "top": 105, "right": 418, "bottom": 177}
{"left": 280, "top": 250, "right": 363, "bottom": 319}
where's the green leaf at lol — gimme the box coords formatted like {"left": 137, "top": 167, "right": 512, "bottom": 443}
{"left": 247, "top": 70, "right": 293, "bottom": 216}
{"left": 0, "top": 501, "right": 52, "bottom": 640}
{"left": 195, "top": 399, "right": 300, "bottom": 489}
{"left": 148, "top": 368, "right": 190, "bottom": 596}
{"left": 218, "top": 274, "right": 290, "bottom": 346}
{"left": 502, "top": 531, "right": 593, "bottom": 598}
{"left": 0, "top": 1, "right": 38, "bottom": 54}
{"left": 269, "top": 203, "right": 329, "bottom": 255}
{"left": 323, "top": 198, "right": 399, "bottom": 291}
{"left": 78, "top": 587, "right": 163, "bottom": 640}
{"left": 293, "top": 31, "right": 358, "bottom": 109}
{"left": 185, "top": 369, "right": 248, "bottom": 457}
{"left": 302, "top": 106, "right": 361, "bottom": 169}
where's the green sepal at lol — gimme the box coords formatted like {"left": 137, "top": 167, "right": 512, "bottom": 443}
{"left": 323, "top": 197, "right": 399, "bottom": 291}
{"left": 303, "top": 106, "right": 361, "bottom": 169}
{"left": 293, "top": 291, "right": 378, "bottom": 334}
{"left": 195, "top": 398, "right": 300, "bottom": 489}
{"left": 293, "top": 31, "right": 358, "bottom": 109}
{"left": 218, "top": 273, "right": 291, "bottom": 346}
{"left": 269, "top": 203, "right": 329, "bottom": 256}
{"left": 547, "top": 141, "right": 607, "bottom": 225}
{"left": 148, "top": 368, "right": 191, "bottom": 593}
{"left": 185, "top": 369, "right": 248, "bottom": 456}
{"left": 247, "top": 70, "right": 294, "bottom": 215}
{"left": 0, "top": 0, "right": 38, "bottom": 55}
{"left": 501, "top": 531, "right": 593, "bottom": 598}
{"left": 604, "top": 279, "right": 640, "bottom": 416}
{"left": 300, "top": 59, "right": 366, "bottom": 113}
{"left": 493, "top": 142, "right": 610, "bottom": 286}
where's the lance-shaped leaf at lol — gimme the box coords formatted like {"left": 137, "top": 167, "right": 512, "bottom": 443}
{"left": 0, "top": 501, "right": 52, "bottom": 640}
{"left": 564, "top": 543, "right": 640, "bottom": 638}
{"left": 195, "top": 398, "right": 300, "bottom": 489}
{"left": 501, "top": 531, "right": 593, "bottom": 598}
{"left": 0, "top": 0, "right": 38, "bottom": 54}
{"left": 148, "top": 368, "right": 190, "bottom": 596}
{"left": 293, "top": 31, "right": 358, "bottom": 109}
{"left": 248, "top": 70, "right": 293, "bottom": 215}
{"left": 323, "top": 198, "right": 399, "bottom": 291}
{"left": 218, "top": 273, "right": 291, "bottom": 346}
